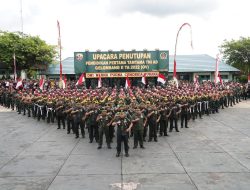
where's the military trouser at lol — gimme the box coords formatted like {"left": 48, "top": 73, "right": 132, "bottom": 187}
{"left": 42, "top": 106, "right": 46, "bottom": 120}
{"left": 26, "top": 104, "right": 32, "bottom": 117}
{"left": 10, "top": 99, "right": 15, "bottom": 110}
{"left": 117, "top": 133, "right": 129, "bottom": 154}
{"left": 47, "top": 108, "right": 55, "bottom": 123}
{"left": 33, "top": 104, "right": 38, "bottom": 118}
{"left": 57, "top": 114, "right": 65, "bottom": 129}
{"left": 229, "top": 96, "right": 233, "bottom": 107}
{"left": 133, "top": 129, "right": 143, "bottom": 148}
{"left": 16, "top": 100, "right": 21, "bottom": 114}
{"left": 169, "top": 117, "right": 179, "bottom": 132}
{"left": 181, "top": 113, "right": 188, "bottom": 128}
{"left": 37, "top": 105, "right": 44, "bottom": 121}
{"left": 197, "top": 102, "right": 203, "bottom": 118}
{"left": 204, "top": 101, "right": 210, "bottom": 115}
{"left": 109, "top": 125, "right": 115, "bottom": 142}
{"left": 143, "top": 122, "right": 148, "bottom": 141}
{"left": 220, "top": 99, "right": 224, "bottom": 109}
{"left": 190, "top": 107, "right": 196, "bottom": 120}
{"left": 148, "top": 121, "right": 157, "bottom": 141}
{"left": 159, "top": 119, "right": 168, "bottom": 136}
{"left": 74, "top": 118, "right": 85, "bottom": 138}
{"left": 5, "top": 97, "right": 10, "bottom": 108}
{"left": 88, "top": 124, "right": 99, "bottom": 143}
{"left": 22, "top": 103, "right": 26, "bottom": 115}
{"left": 98, "top": 127, "right": 110, "bottom": 147}
{"left": 243, "top": 92, "right": 248, "bottom": 100}
{"left": 67, "top": 117, "right": 74, "bottom": 134}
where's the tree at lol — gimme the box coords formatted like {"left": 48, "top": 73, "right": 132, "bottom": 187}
{"left": 0, "top": 31, "right": 57, "bottom": 78}
{"left": 220, "top": 37, "right": 250, "bottom": 75}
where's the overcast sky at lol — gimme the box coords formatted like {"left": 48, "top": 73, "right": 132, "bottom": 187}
{"left": 1, "top": 0, "right": 249, "bottom": 59}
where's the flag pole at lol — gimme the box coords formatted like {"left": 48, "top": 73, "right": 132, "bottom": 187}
{"left": 173, "top": 23, "right": 193, "bottom": 79}
{"left": 214, "top": 54, "right": 220, "bottom": 84}
{"left": 13, "top": 52, "right": 17, "bottom": 82}
{"left": 57, "top": 20, "right": 62, "bottom": 80}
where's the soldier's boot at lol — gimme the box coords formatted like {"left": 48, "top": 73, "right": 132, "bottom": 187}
{"left": 125, "top": 152, "right": 129, "bottom": 157}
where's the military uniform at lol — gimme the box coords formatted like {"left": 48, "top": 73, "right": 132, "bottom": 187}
{"left": 147, "top": 107, "right": 159, "bottom": 142}
{"left": 113, "top": 113, "right": 130, "bottom": 157}
{"left": 55, "top": 100, "right": 65, "bottom": 129}
{"left": 85, "top": 106, "right": 99, "bottom": 143}
{"left": 97, "top": 110, "right": 112, "bottom": 149}
{"left": 180, "top": 100, "right": 189, "bottom": 128}
{"left": 131, "top": 110, "right": 146, "bottom": 149}
{"left": 169, "top": 104, "right": 180, "bottom": 132}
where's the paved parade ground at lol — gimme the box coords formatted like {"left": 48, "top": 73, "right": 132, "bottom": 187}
{"left": 0, "top": 101, "right": 250, "bottom": 190}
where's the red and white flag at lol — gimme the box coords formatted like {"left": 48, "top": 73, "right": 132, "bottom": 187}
{"left": 157, "top": 74, "right": 166, "bottom": 84}
{"left": 218, "top": 72, "right": 223, "bottom": 85}
{"left": 15, "top": 78, "right": 23, "bottom": 89}
{"left": 62, "top": 75, "right": 67, "bottom": 89}
{"left": 98, "top": 75, "right": 102, "bottom": 88}
{"left": 76, "top": 73, "right": 85, "bottom": 86}
{"left": 39, "top": 77, "right": 45, "bottom": 90}
{"left": 248, "top": 74, "right": 250, "bottom": 83}
{"left": 141, "top": 73, "right": 146, "bottom": 85}
{"left": 125, "top": 75, "right": 131, "bottom": 89}
{"left": 194, "top": 75, "right": 199, "bottom": 90}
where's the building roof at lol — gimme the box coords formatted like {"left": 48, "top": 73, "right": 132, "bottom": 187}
{"left": 46, "top": 54, "right": 240, "bottom": 75}
{"left": 46, "top": 57, "right": 75, "bottom": 75}
{"left": 169, "top": 54, "right": 240, "bottom": 72}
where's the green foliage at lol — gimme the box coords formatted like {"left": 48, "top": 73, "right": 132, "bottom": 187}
{"left": 0, "top": 31, "right": 57, "bottom": 74}
{"left": 220, "top": 37, "right": 250, "bottom": 74}
{"left": 237, "top": 75, "right": 248, "bottom": 83}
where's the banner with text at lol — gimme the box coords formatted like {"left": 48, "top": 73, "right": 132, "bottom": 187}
{"left": 74, "top": 50, "right": 169, "bottom": 78}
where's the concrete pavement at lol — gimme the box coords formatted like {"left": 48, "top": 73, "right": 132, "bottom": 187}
{"left": 0, "top": 101, "right": 250, "bottom": 190}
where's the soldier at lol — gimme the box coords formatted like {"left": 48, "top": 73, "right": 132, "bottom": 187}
{"left": 46, "top": 97, "right": 55, "bottom": 123}
{"left": 55, "top": 98, "right": 65, "bottom": 129}
{"left": 25, "top": 92, "right": 33, "bottom": 117}
{"left": 159, "top": 103, "right": 171, "bottom": 136}
{"left": 147, "top": 105, "right": 160, "bottom": 142}
{"left": 64, "top": 102, "right": 74, "bottom": 134}
{"left": 112, "top": 111, "right": 130, "bottom": 157}
{"left": 36, "top": 96, "right": 46, "bottom": 121}
{"left": 96, "top": 110, "right": 113, "bottom": 149}
{"left": 140, "top": 103, "right": 148, "bottom": 142}
{"left": 71, "top": 103, "right": 82, "bottom": 138}
{"left": 169, "top": 102, "right": 181, "bottom": 132}
{"left": 85, "top": 104, "right": 99, "bottom": 143}
{"left": 180, "top": 98, "right": 189, "bottom": 128}
{"left": 130, "top": 108, "right": 146, "bottom": 149}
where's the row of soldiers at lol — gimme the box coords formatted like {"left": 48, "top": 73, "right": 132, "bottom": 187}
{"left": 0, "top": 80, "right": 248, "bottom": 157}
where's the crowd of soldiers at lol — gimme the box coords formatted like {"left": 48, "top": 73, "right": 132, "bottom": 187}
{"left": 0, "top": 79, "right": 248, "bottom": 157}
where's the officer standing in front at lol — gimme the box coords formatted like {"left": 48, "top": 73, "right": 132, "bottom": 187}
{"left": 130, "top": 108, "right": 146, "bottom": 149}
{"left": 112, "top": 112, "right": 130, "bottom": 157}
